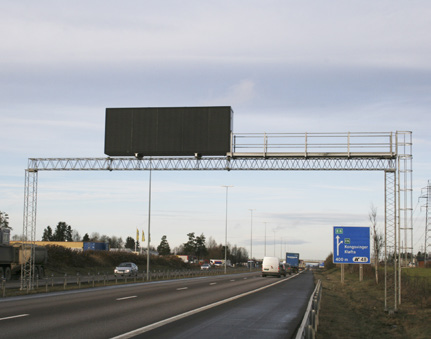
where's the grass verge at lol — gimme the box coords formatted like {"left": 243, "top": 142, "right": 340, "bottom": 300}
{"left": 313, "top": 267, "right": 430, "bottom": 339}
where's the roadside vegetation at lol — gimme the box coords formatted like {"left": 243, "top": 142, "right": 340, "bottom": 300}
{"left": 2, "top": 246, "right": 253, "bottom": 298}
{"left": 314, "top": 261, "right": 430, "bottom": 338}
{"left": 44, "top": 245, "right": 190, "bottom": 276}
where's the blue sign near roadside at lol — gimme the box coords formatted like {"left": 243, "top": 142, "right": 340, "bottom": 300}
{"left": 333, "top": 226, "right": 370, "bottom": 264}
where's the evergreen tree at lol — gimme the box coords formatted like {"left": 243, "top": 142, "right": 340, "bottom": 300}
{"left": 66, "top": 225, "right": 73, "bottom": 241}
{"left": 83, "top": 233, "right": 90, "bottom": 241}
{"left": 0, "top": 211, "right": 10, "bottom": 229}
{"left": 183, "top": 232, "right": 196, "bottom": 255}
{"left": 157, "top": 235, "right": 171, "bottom": 255}
{"left": 125, "top": 236, "right": 135, "bottom": 250}
{"left": 195, "top": 233, "right": 207, "bottom": 260}
{"left": 42, "top": 223, "right": 73, "bottom": 241}
{"left": 181, "top": 232, "right": 208, "bottom": 260}
{"left": 42, "top": 226, "right": 53, "bottom": 241}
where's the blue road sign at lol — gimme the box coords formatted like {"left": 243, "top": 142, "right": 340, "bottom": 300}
{"left": 333, "top": 226, "right": 370, "bottom": 264}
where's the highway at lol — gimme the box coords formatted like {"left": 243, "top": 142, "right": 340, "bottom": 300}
{"left": 0, "top": 270, "right": 314, "bottom": 339}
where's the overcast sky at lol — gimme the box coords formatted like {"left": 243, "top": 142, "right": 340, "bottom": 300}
{"left": 1, "top": 1, "right": 430, "bottom": 260}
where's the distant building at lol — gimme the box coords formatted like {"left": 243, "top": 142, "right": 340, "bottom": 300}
{"left": 10, "top": 241, "right": 109, "bottom": 251}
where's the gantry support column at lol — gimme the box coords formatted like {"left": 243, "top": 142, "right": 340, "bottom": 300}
{"left": 385, "top": 169, "right": 397, "bottom": 312}
{"left": 21, "top": 169, "right": 38, "bottom": 291}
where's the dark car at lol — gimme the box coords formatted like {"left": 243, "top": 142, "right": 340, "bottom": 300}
{"left": 284, "top": 263, "right": 292, "bottom": 275}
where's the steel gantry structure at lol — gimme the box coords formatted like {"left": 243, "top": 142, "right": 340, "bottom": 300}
{"left": 21, "top": 131, "right": 412, "bottom": 312}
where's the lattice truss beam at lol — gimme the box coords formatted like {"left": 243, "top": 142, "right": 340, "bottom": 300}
{"left": 28, "top": 157, "right": 396, "bottom": 171}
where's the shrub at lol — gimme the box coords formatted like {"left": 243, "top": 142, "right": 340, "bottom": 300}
{"left": 324, "top": 253, "right": 336, "bottom": 269}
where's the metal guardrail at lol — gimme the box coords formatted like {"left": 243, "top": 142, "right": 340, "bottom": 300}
{"left": 1, "top": 268, "right": 257, "bottom": 297}
{"left": 295, "top": 279, "right": 322, "bottom": 339}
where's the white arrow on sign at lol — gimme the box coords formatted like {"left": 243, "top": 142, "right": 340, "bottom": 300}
{"left": 336, "top": 235, "right": 343, "bottom": 256}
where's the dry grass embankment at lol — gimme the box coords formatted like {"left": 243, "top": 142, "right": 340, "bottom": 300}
{"left": 313, "top": 266, "right": 430, "bottom": 339}
{"left": 45, "top": 245, "right": 189, "bottom": 275}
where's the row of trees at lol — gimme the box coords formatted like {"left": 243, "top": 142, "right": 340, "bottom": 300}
{"left": 41, "top": 222, "right": 125, "bottom": 249}
{"left": 173, "top": 233, "right": 249, "bottom": 265}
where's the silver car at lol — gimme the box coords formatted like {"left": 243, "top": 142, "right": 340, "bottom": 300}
{"left": 200, "top": 263, "right": 211, "bottom": 270}
{"left": 114, "top": 262, "right": 138, "bottom": 277}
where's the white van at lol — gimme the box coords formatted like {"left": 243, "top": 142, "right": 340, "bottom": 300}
{"left": 262, "top": 256, "right": 287, "bottom": 277}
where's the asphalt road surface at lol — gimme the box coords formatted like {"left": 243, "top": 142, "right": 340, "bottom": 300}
{"left": 0, "top": 270, "right": 314, "bottom": 339}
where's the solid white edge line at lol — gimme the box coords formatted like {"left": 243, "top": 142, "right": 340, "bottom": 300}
{"left": 111, "top": 275, "right": 297, "bottom": 339}
{"left": 116, "top": 296, "right": 137, "bottom": 301}
{"left": 176, "top": 287, "right": 188, "bottom": 290}
{"left": 0, "top": 314, "right": 30, "bottom": 321}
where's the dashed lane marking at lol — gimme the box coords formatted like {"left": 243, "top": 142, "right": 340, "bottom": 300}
{"left": 0, "top": 314, "right": 29, "bottom": 321}
{"left": 116, "top": 296, "right": 137, "bottom": 301}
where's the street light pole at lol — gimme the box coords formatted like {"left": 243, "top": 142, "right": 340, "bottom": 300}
{"left": 249, "top": 209, "right": 255, "bottom": 262}
{"left": 264, "top": 222, "right": 267, "bottom": 257}
{"left": 146, "top": 161, "right": 152, "bottom": 281}
{"left": 222, "top": 185, "right": 233, "bottom": 274}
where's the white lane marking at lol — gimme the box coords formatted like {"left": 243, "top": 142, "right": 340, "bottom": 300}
{"left": 0, "top": 314, "right": 29, "bottom": 321}
{"left": 116, "top": 296, "right": 137, "bottom": 301}
{"left": 230, "top": 279, "right": 235, "bottom": 282}
{"left": 209, "top": 282, "right": 217, "bottom": 285}
{"left": 111, "top": 275, "right": 296, "bottom": 339}
{"left": 243, "top": 278, "right": 248, "bottom": 280}
{"left": 176, "top": 287, "right": 188, "bottom": 290}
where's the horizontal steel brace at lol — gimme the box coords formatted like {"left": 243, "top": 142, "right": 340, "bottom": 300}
{"left": 28, "top": 157, "right": 396, "bottom": 171}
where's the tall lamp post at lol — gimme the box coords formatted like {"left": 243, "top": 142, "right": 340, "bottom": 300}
{"left": 222, "top": 185, "right": 233, "bottom": 274}
{"left": 146, "top": 160, "right": 152, "bottom": 281}
{"left": 249, "top": 209, "right": 255, "bottom": 265}
{"left": 264, "top": 222, "right": 267, "bottom": 257}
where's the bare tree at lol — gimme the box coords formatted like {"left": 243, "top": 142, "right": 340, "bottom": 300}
{"left": 369, "top": 204, "right": 383, "bottom": 284}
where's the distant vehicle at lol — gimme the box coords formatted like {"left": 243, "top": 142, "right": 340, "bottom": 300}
{"left": 247, "top": 260, "right": 256, "bottom": 268}
{"left": 0, "top": 227, "right": 47, "bottom": 280}
{"left": 200, "top": 264, "right": 211, "bottom": 270}
{"left": 177, "top": 255, "right": 191, "bottom": 263}
{"left": 177, "top": 255, "right": 198, "bottom": 263}
{"left": 114, "top": 262, "right": 138, "bottom": 277}
{"left": 210, "top": 259, "right": 232, "bottom": 267}
{"left": 262, "top": 256, "right": 287, "bottom": 278}
{"left": 299, "top": 259, "right": 306, "bottom": 271}
{"left": 285, "top": 252, "right": 300, "bottom": 273}
{"left": 284, "top": 263, "right": 292, "bottom": 275}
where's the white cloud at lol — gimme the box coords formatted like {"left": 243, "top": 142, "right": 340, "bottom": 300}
{"left": 205, "top": 79, "right": 256, "bottom": 107}
{"left": 2, "top": 1, "right": 431, "bottom": 69}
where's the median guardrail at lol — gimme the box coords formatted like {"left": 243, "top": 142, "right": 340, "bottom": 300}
{"left": 295, "top": 279, "right": 322, "bottom": 339}
{"left": 1, "top": 267, "right": 260, "bottom": 297}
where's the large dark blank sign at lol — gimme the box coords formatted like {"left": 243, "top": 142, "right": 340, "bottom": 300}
{"left": 105, "top": 106, "right": 233, "bottom": 157}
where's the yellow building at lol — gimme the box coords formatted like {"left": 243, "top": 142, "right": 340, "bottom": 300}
{"left": 11, "top": 241, "right": 84, "bottom": 251}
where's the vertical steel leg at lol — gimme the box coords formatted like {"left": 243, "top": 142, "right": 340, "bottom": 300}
{"left": 384, "top": 169, "right": 397, "bottom": 312}
{"left": 21, "top": 169, "right": 38, "bottom": 291}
